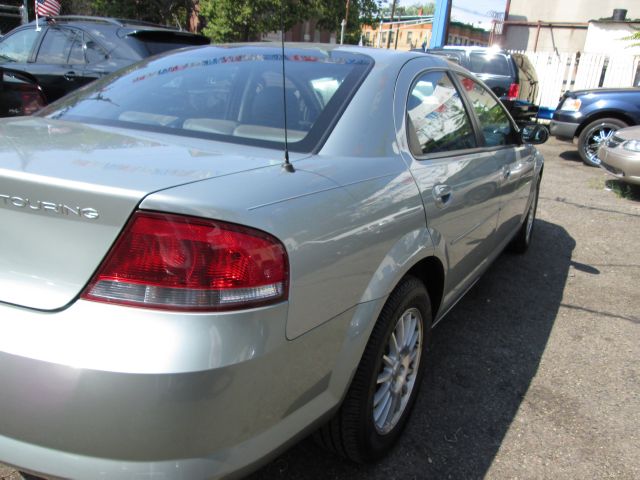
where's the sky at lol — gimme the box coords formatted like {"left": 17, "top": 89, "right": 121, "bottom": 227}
{"left": 399, "top": 0, "right": 508, "bottom": 31}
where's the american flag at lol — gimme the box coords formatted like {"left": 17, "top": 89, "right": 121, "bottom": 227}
{"left": 35, "top": 0, "right": 61, "bottom": 17}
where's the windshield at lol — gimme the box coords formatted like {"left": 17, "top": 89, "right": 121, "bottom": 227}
{"left": 40, "top": 46, "right": 373, "bottom": 152}
{"left": 469, "top": 52, "right": 512, "bottom": 76}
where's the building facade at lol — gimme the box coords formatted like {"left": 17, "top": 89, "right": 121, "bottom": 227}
{"left": 498, "top": 0, "right": 640, "bottom": 52}
{"left": 263, "top": 20, "right": 337, "bottom": 44}
{"left": 362, "top": 17, "right": 489, "bottom": 51}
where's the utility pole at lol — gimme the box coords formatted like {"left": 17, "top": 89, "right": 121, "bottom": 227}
{"left": 345, "top": 0, "right": 350, "bottom": 26}
{"left": 340, "top": 0, "right": 350, "bottom": 45}
{"left": 386, "top": 0, "right": 397, "bottom": 49}
{"left": 21, "top": 0, "right": 29, "bottom": 24}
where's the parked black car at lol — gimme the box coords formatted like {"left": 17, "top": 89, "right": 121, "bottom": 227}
{"left": 423, "top": 46, "right": 540, "bottom": 125}
{"left": 550, "top": 87, "right": 640, "bottom": 166}
{"left": 0, "top": 16, "right": 209, "bottom": 103}
{"left": 0, "top": 67, "right": 46, "bottom": 116}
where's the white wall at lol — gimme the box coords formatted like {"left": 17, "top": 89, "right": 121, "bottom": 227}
{"left": 502, "top": 0, "right": 640, "bottom": 52}
{"left": 584, "top": 22, "right": 640, "bottom": 54}
{"left": 507, "top": 0, "right": 640, "bottom": 23}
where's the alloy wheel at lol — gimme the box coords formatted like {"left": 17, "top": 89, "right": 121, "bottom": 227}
{"left": 584, "top": 126, "right": 616, "bottom": 164}
{"left": 373, "top": 307, "right": 423, "bottom": 435}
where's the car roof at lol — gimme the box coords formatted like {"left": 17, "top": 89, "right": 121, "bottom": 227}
{"left": 27, "top": 15, "right": 181, "bottom": 32}
{"left": 206, "top": 42, "right": 453, "bottom": 73}
{"left": 255, "top": 43, "right": 455, "bottom": 71}
{"left": 21, "top": 16, "right": 205, "bottom": 43}
{"left": 430, "top": 46, "right": 510, "bottom": 55}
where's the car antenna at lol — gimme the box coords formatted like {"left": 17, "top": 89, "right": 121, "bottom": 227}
{"left": 280, "top": 1, "right": 295, "bottom": 173}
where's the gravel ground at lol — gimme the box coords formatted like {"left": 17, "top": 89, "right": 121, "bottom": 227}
{"left": 1, "top": 138, "right": 639, "bottom": 480}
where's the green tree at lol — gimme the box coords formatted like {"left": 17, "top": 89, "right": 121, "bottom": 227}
{"left": 56, "top": 0, "right": 382, "bottom": 43}
{"left": 200, "top": 0, "right": 286, "bottom": 42}
{"left": 315, "top": 0, "right": 382, "bottom": 44}
{"left": 625, "top": 30, "right": 640, "bottom": 47}
{"left": 200, "top": 0, "right": 380, "bottom": 44}
{"left": 59, "top": 0, "right": 201, "bottom": 32}
{"left": 380, "top": 2, "right": 434, "bottom": 17}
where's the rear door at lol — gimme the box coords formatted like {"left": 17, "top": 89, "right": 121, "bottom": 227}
{"left": 396, "top": 60, "right": 504, "bottom": 310}
{"left": 29, "top": 26, "right": 87, "bottom": 101}
{"left": 467, "top": 50, "right": 514, "bottom": 98}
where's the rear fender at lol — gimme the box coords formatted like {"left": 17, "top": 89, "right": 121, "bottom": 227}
{"left": 358, "top": 227, "right": 436, "bottom": 304}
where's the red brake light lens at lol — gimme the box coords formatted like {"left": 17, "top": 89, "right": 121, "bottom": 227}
{"left": 507, "top": 83, "right": 520, "bottom": 100}
{"left": 14, "top": 83, "right": 46, "bottom": 115}
{"left": 82, "top": 211, "right": 289, "bottom": 311}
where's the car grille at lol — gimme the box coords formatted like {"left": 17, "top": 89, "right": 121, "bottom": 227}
{"left": 607, "top": 135, "right": 625, "bottom": 148}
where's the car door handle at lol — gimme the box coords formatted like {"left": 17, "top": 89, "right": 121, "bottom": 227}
{"left": 64, "top": 71, "right": 77, "bottom": 81}
{"left": 502, "top": 166, "right": 511, "bottom": 180}
{"left": 433, "top": 184, "right": 452, "bottom": 207}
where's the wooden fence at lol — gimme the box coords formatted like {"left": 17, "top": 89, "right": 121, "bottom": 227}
{"left": 509, "top": 50, "right": 640, "bottom": 109}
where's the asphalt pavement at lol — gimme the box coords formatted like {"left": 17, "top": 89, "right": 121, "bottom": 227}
{"left": 249, "top": 137, "right": 640, "bottom": 480}
{"left": 1, "top": 138, "right": 639, "bottom": 480}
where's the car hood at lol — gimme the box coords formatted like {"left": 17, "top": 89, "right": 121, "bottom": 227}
{"left": 567, "top": 87, "right": 640, "bottom": 97}
{"left": 613, "top": 125, "right": 640, "bottom": 140}
{"left": 0, "top": 116, "right": 300, "bottom": 310}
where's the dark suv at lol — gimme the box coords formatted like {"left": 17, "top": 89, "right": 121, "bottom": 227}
{"left": 550, "top": 88, "right": 640, "bottom": 166}
{"left": 0, "top": 16, "right": 209, "bottom": 103}
{"left": 424, "top": 46, "right": 540, "bottom": 125}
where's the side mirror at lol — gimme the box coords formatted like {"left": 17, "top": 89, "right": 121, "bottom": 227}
{"left": 521, "top": 124, "right": 549, "bottom": 145}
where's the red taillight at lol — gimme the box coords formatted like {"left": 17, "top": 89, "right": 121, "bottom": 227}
{"left": 507, "top": 83, "right": 520, "bottom": 100}
{"left": 82, "top": 211, "right": 289, "bottom": 311}
{"left": 15, "top": 83, "right": 46, "bottom": 115}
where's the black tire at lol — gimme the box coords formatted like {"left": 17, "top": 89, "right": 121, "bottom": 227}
{"left": 20, "top": 473, "right": 44, "bottom": 480}
{"left": 578, "top": 118, "right": 627, "bottom": 167}
{"left": 509, "top": 177, "right": 540, "bottom": 254}
{"left": 315, "top": 276, "right": 432, "bottom": 462}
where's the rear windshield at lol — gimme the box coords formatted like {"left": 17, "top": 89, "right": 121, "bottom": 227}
{"left": 126, "top": 31, "right": 210, "bottom": 56}
{"left": 427, "top": 49, "right": 465, "bottom": 65}
{"left": 468, "top": 52, "right": 512, "bottom": 76}
{"left": 39, "top": 46, "right": 373, "bottom": 152}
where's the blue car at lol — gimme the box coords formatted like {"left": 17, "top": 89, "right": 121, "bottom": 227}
{"left": 550, "top": 87, "right": 640, "bottom": 166}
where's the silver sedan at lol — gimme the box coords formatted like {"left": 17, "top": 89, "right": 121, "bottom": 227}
{"left": 598, "top": 125, "right": 640, "bottom": 185}
{"left": 0, "top": 44, "right": 544, "bottom": 479}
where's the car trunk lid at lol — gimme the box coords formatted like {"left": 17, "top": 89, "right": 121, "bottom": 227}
{"left": 0, "top": 116, "right": 291, "bottom": 310}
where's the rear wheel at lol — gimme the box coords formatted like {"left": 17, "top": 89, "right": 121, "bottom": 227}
{"left": 315, "top": 276, "right": 432, "bottom": 462}
{"left": 20, "top": 473, "right": 45, "bottom": 480}
{"left": 578, "top": 118, "right": 627, "bottom": 167}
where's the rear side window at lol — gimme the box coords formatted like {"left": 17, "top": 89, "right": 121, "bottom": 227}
{"left": 469, "top": 52, "right": 511, "bottom": 76}
{"left": 85, "top": 38, "right": 108, "bottom": 64}
{"left": 126, "top": 32, "right": 209, "bottom": 56}
{"left": 40, "top": 47, "right": 373, "bottom": 153}
{"left": 68, "top": 33, "right": 108, "bottom": 65}
{"left": 36, "top": 28, "right": 82, "bottom": 64}
{"left": 457, "top": 74, "right": 518, "bottom": 147}
{"left": 406, "top": 70, "right": 476, "bottom": 156}
{"left": 512, "top": 53, "right": 538, "bottom": 102}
